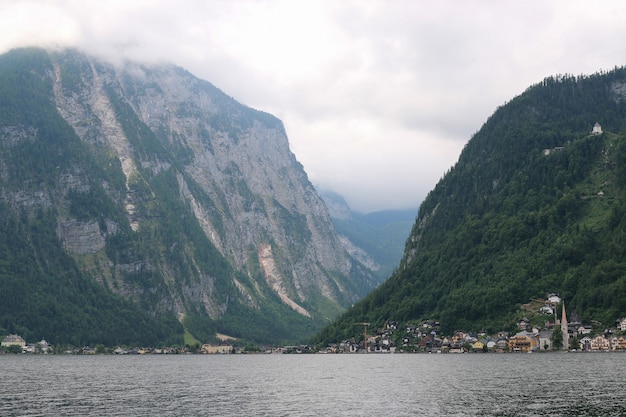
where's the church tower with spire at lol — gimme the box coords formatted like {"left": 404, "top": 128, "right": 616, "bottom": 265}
{"left": 561, "top": 302, "right": 569, "bottom": 350}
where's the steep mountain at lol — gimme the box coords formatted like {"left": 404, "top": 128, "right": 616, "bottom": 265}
{"left": 0, "top": 47, "right": 374, "bottom": 346}
{"left": 320, "top": 190, "right": 416, "bottom": 282}
{"left": 316, "top": 68, "right": 626, "bottom": 343}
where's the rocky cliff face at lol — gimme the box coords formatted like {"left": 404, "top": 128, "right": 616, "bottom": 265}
{"left": 0, "top": 48, "right": 373, "bottom": 343}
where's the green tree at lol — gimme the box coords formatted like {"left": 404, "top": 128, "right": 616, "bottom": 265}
{"left": 6, "top": 345, "right": 22, "bottom": 354}
{"left": 551, "top": 328, "right": 564, "bottom": 350}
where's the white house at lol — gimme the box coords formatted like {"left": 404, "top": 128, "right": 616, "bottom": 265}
{"left": 617, "top": 317, "right": 626, "bottom": 332}
{"left": 592, "top": 122, "right": 603, "bottom": 135}
{"left": 547, "top": 294, "right": 561, "bottom": 304}
{"left": 539, "top": 305, "right": 554, "bottom": 315}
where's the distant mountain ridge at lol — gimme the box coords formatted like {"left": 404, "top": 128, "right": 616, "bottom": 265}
{"left": 0, "top": 47, "right": 375, "bottom": 346}
{"left": 320, "top": 190, "right": 416, "bottom": 282}
{"left": 316, "top": 68, "right": 626, "bottom": 343}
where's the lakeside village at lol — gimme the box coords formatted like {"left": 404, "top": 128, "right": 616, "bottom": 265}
{"left": 316, "top": 293, "right": 626, "bottom": 354}
{"left": 3, "top": 294, "right": 626, "bottom": 355}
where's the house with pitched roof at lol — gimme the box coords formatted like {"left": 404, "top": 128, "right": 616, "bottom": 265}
{"left": 1, "top": 334, "right": 26, "bottom": 348}
{"left": 591, "top": 122, "right": 603, "bottom": 135}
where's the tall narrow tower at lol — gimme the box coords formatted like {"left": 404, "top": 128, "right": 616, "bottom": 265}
{"left": 561, "top": 302, "right": 569, "bottom": 350}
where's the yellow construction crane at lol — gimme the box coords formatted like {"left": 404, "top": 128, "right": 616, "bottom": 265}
{"left": 354, "top": 322, "right": 370, "bottom": 352}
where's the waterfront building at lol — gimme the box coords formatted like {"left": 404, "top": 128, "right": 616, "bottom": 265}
{"left": 1, "top": 334, "right": 26, "bottom": 348}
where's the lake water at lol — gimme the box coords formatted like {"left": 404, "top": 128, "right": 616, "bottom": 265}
{"left": 1, "top": 352, "right": 625, "bottom": 416}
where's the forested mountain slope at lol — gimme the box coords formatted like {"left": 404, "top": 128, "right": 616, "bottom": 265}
{"left": 316, "top": 68, "right": 626, "bottom": 342}
{"left": 0, "top": 48, "right": 375, "bottom": 346}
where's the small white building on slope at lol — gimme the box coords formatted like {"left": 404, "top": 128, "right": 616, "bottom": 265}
{"left": 592, "top": 122, "right": 603, "bottom": 135}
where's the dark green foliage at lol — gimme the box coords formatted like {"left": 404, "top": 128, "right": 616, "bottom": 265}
{"left": 57, "top": 49, "right": 94, "bottom": 94}
{"left": 216, "top": 292, "right": 322, "bottom": 345}
{"left": 551, "top": 328, "right": 564, "bottom": 350}
{"left": 182, "top": 313, "right": 217, "bottom": 344}
{"left": 316, "top": 68, "right": 626, "bottom": 344}
{"left": 0, "top": 48, "right": 54, "bottom": 126}
{"left": 0, "top": 208, "right": 183, "bottom": 346}
{"left": 67, "top": 185, "right": 118, "bottom": 221}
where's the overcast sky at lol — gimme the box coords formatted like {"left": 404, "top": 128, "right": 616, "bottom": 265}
{"left": 2, "top": 1, "right": 626, "bottom": 212}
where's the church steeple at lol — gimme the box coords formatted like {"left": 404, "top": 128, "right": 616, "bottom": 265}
{"left": 561, "top": 302, "right": 569, "bottom": 350}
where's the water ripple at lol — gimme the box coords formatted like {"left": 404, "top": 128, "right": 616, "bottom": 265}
{"left": 1, "top": 353, "right": 626, "bottom": 416}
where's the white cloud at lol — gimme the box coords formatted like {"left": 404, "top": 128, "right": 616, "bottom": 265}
{"left": 2, "top": 0, "right": 626, "bottom": 211}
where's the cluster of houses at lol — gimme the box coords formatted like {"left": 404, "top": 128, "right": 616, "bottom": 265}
{"left": 112, "top": 343, "right": 246, "bottom": 354}
{"left": 0, "top": 335, "right": 244, "bottom": 355}
{"left": 110, "top": 344, "right": 315, "bottom": 355}
{"left": 514, "top": 293, "right": 626, "bottom": 353}
{"left": 320, "top": 322, "right": 626, "bottom": 354}
{"left": 0, "top": 334, "right": 52, "bottom": 354}
{"left": 319, "top": 293, "right": 626, "bottom": 354}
